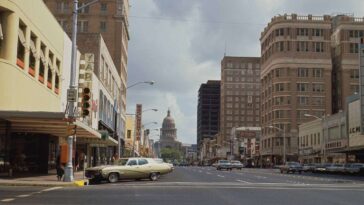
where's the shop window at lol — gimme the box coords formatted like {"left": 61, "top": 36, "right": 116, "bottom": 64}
{"left": 17, "top": 23, "right": 26, "bottom": 69}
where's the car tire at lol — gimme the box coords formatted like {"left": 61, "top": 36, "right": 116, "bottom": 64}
{"left": 150, "top": 172, "right": 159, "bottom": 181}
{"left": 108, "top": 173, "right": 119, "bottom": 183}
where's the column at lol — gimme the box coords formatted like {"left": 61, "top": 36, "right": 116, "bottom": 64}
{"left": 3, "top": 12, "right": 19, "bottom": 63}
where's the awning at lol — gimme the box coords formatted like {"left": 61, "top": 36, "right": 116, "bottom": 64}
{"left": 0, "top": 111, "right": 118, "bottom": 146}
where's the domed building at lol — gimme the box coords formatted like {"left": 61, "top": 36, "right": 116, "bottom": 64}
{"left": 155, "top": 110, "right": 181, "bottom": 155}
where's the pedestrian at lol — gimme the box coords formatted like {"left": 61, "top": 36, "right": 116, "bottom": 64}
{"left": 56, "top": 156, "right": 64, "bottom": 181}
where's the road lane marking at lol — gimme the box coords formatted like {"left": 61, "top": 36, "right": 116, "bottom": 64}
{"left": 41, "top": 187, "right": 63, "bottom": 192}
{"left": 16, "top": 194, "right": 31, "bottom": 198}
{"left": 236, "top": 180, "right": 251, "bottom": 183}
{"left": 1, "top": 198, "right": 15, "bottom": 202}
{"left": 217, "top": 175, "right": 225, "bottom": 178}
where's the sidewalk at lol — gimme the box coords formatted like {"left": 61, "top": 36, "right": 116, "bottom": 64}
{"left": 0, "top": 170, "right": 88, "bottom": 187}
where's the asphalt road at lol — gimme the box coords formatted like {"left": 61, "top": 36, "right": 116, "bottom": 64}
{"left": 1, "top": 167, "right": 364, "bottom": 205}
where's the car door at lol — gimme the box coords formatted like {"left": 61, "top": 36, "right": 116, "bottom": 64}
{"left": 138, "top": 159, "right": 151, "bottom": 178}
{"left": 123, "top": 159, "right": 140, "bottom": 179}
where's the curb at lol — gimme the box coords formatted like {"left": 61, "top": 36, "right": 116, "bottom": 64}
{"left": 0, "top": 179, "right": 88, "bottom": 187}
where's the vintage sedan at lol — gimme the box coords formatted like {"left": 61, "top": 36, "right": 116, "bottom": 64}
{"left": 85, "top": 158, "right": 173, "bottom": 183}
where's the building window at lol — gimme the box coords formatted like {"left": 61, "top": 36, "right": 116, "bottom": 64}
{"left": 39, "top": 43, "right": 46, "bottom": 83}
{"left": 78, "top": 20, "right": 88, "bottom": 32}
{"left": 297, "top": 110, "right": 309, "bottom": 119}
{"left": 313, "top": 68, "right": 323, "bottom": 78}
{"left": 350, "top": 85, "right": 359, "bottom": 94}
{"left": 297, "top": 83, "right": 308, "bottom": 92}
{"left": 296, "top": 41, "right": 309, "bottom": 52}
{"left": 350, "top": 43, "right": 359, "bottom": 53}
{"left": 297, "top": 96, "right": 308, "bottom": 105}
{"left": 297, "top": 68, "right": 308, "bottom": 77}
{"left": 312, "top": 84, "right": 324, "bottom": 92}
{"left": 313, "top": 29, "right": 323, "bottom": 37}
{"left": 100, "top": 3, "right": 107, "bottom": 12}
{"left": 57, "top": 1, "right": 69, "bottom": 13}
{"left": 100, "top": 21, "right": 107, "bottom": 32}
{"left": 17, "top": 24, "right": 26, "bottom": 69}
{"left": 274, "top": 83, "right": 284, "bottom": 92}
{"left": 314, "top": 42, "right": 324, "bottom": 52}
{"left": 29, "top": 33, "right": 37, "bottom": 77}
{"left": 127, "top": 130, "right": 131, "bottom": 139}
{"left": 312, "top": 97, "right": 324, "bottom": 106}
{"left": 297, "top": 28, "right": 309, "bottom": 36}
{"left": 79, "top": 2, "right": 89, "bottom": 14}
{"left": 350, "top": 69, "right": 359, "bottom": 79}
{"left": 47, "top": 70, "right": 53, "bottom": 89}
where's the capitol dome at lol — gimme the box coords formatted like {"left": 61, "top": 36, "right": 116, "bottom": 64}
{"left": 162, "top": 110, "right": 175, "bottom": 129}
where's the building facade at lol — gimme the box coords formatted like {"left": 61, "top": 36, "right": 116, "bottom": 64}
{"left": 0, "top": 0, "right": 114, "bottom": 175}
{"left": 218, "top": 56, "right": 261, "bottom": 158}
{"left": 43, "top": 0, "right": 130, "bottom": 76}
{"left": 260, "top": 14, "right": 333, "bottom": 164}
{"left": 197, "top": 80, "right": 220, "bottom": 155}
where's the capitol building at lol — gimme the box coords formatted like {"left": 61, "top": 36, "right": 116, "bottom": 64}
{"left": 154, "top": 110, "right": 182, "bottom": 155}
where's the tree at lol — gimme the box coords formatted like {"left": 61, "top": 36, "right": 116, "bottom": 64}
{"left": 160, "top": 148, "right": 182, "bottom": 162}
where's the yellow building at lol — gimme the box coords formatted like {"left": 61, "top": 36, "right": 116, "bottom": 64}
{"left": 125, "top": 115, "right": 137, "bottom": 156}
{"left": 0, "top": 0, "right": 111, "bottom": 175}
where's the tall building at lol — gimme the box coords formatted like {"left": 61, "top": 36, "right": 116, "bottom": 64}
{"left": 218, "top": 56, "right": 261, "bottom": 157}
{"left": 260, "top": 14, "right": 333, "bottom": 164}
{"left": 197, "top": 80, "right": 220, "bottom": 154}
{"left": 260, "top": 14, "right": 364, "bottom": 164}
{"left": 43, "top": 0, "right": 130, "bottom": 77}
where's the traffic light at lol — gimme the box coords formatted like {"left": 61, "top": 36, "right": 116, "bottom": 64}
{"left": 67, "top": 124, "right": 77, "bottom": 136}
{"left": 82, "top": 87, "right": 91, "bottom": 117}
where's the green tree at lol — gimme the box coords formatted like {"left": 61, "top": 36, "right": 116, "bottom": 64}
{"left": 160, "top": 148, "right": 182, "bottom": 162}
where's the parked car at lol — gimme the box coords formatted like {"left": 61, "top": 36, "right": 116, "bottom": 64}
{"left": 280, "top": 162, "right": 303, "bottom": 174}
{"left": 85, "top": 158, "right": 173, "bottom": 183}
{"left": 344, "top": 163, "right": 364, "bottom": 175}
{"left": 326, "top": 164, "right": 345, "bottom": 173}
{"left": 230, "top": 160, "right": 244, "bottom": 170}
{"left": 302, "top": 163, "right": 317, "bottom": 172}
{"left": 216, "top": 160, "right": 232, "bottom": 171}
{"left": 313, "top": 163, "right": 331, "bottom": 173}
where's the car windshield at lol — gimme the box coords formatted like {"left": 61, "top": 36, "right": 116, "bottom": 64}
{"left": 219, "top": 160, "right": 229, "bottom": 163}
{"left": 118, "top": 159, "right": 128, "bottom": 166}
{"left": 231, "top": 161, "right": 241, "bottom": 164}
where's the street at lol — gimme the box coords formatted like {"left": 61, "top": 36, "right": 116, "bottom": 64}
{"left": 1, "top": 167, "right": 364, "bottom": 205}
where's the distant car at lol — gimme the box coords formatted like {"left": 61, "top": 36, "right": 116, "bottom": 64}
{"left": 280, "top": 162, "right": 303, "bottom": 174}
{"left": 345, "top": 163, "right": 364, "bottom": 175}
{"left": 230, "top": 160, "right": 243, "bottom": 170}
{"left": 302, "top": 163, "right": 317, "bottom": 172}
{"left": 85, "top": 158, "right": 173, "bottom": 183}
{"left": 216, "top": 160, "right": 232, "bottom": 171}
{"left": 313, "top": 163, "right": 332, "bottom": 173}
{"left": 326, "top": 164, "right": 345, "bottom": 173}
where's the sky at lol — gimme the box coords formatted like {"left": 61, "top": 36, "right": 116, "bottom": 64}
{"left": 126, "top": 0, "right": 364, "bottom": 144}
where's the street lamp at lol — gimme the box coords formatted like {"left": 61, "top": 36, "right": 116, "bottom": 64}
{"left": 64, "top": 0, "right": 100, "bottom": 182}
{"left": 127, "top": 81, "right": 155, "bottom": 89}
{"left": 268, "top": 125, "right": 286, "bottom": 164}
{"left": 143, "top": 108, "right": 158, "bottom": 113}
{"left": 304, "top": 113, "right": 326, "bottom": 163}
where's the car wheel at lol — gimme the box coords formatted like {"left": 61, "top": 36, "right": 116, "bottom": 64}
{"left": 108, "top": 173, "right": 119, "bottom": 183}
{"left": 150, "top": 172, "right": 159, "bottom": 181}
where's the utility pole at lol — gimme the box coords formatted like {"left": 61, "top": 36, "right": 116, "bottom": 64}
{"left": 64, "top": 0, "right": 99, "bottom": 182}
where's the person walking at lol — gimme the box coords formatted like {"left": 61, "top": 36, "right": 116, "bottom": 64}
{"left": 56, "top": 156, "right": 64, "bottom": 181}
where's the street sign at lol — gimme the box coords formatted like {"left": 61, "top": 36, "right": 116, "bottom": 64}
{"left": 67, "top": 88, "right": 77, "bottom": 102}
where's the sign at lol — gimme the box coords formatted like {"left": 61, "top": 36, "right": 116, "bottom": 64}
{"left": 238, "top": 131, "right": 256, "bottom": 138}
{"left": 67, "top": 88, "right": 77, "bottom": 102}
{"left": 135, "top": 104, "right": 142, "bottom": 141}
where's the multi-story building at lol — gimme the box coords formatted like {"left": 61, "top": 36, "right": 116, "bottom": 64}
{"left": 124, "top": 115, "right": 135, "bottom": 156}
{"left": 43, "top": 0, "right": 130, "bottom": 77}
{"left": 0, "top": 0, "right": 113, "bottom": 175}
{"left": 218, "top": 56, "right": 261, "bottom": 158}
{"left": 197, "top": 80, "right": 220, "bottom": 155}
{"left": 331, "top": 15, "right": 364, "bottom": 112}
{"left": 260, "top": 14, "right": 364, "bottom": 164}
{"left": 260, "top": 14, "right": 333, "bottom": 164}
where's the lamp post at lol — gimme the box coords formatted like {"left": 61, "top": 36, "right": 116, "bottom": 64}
{"left": 127, "top": 81, "right": 155, "bottom": 89}
{"left": 64, "top": 0, "right": 99, "bottom": 182}
{"left": 304, "top": 113, "right": 325, "bottom": 163}
{"left": 268, "top": 125, "right": 285, "bottom": 164}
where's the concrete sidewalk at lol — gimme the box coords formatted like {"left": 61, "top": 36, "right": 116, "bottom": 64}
{"left": 0, "top": 170, "right": 88, "bottom": 187}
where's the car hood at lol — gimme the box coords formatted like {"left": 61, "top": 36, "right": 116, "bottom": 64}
{"left": 86, "top": 165, "right": 113, "bottom": 171}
